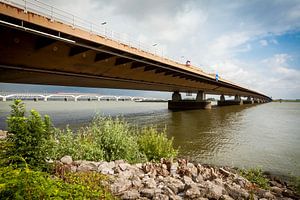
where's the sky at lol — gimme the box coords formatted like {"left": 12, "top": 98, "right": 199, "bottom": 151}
{"left": 1, "top": 0, "right": 300, "bottom": 99}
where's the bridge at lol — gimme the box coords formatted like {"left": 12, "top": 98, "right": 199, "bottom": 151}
{"left": 0, "top": 0, "right": 271, "bottom": 110}
{"left": 0, "top": 93, "right": 165, "bottom": 102}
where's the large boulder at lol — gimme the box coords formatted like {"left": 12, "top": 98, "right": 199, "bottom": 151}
{"left": 60, "top": 155, "right": 72, "bottom": 165}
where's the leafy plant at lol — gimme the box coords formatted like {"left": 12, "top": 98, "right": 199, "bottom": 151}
{"left": 5, "top": 100, "right": 53, "bottom": 168}
{"left": 138, "top": 127, "right": 178, "bottom": 161}
{"left": 239, "top": 168, "right": 270, "bottom": 189}
{"left": 0, "top": 164, "right": 115, "bottom": 199}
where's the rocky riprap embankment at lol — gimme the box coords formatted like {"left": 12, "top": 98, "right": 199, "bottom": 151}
{"left": 57, "top": 156, "right": 299, "bottom": 200}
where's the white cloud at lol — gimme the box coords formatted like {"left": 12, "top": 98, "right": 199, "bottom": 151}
{"left": 259, "top": 40, "right": 268, "bottom": 46}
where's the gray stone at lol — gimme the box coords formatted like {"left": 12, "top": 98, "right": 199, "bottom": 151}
{"left": 121, "top": 189, "right": 140, "bottom": 200}
{"left": 164, "top": 176, "right": 185, "bottom": 194}
{"left": 185, "top": 184, "right": 201, "bottom": 199}
{"left": 111, "top": 177, "right": 132, "bottom": 193}
{"left": 271, "top": 186, "right": 283, "bottom": 195}
{"left": 131, "top": 175, "right": 142, "bottom": 188}
{"left": 60, "top": 155, "right": 72, "bottom": 165}
{"left": 170, "top": 162, "right": 178, "bottom": 175}
{"left": 77, "top": 162, "right": 97, "bottom": 172}
{"left": 143, "top": 177, "right": 156, "bottom": 188}
{"left": 183, "top": 175, "right": 194, "bottom": 185}
{"left": 262, "top": 191, "right": 276, "bottom": 199}
{"left": 220, "top": 194, "right": 234, "bottom": 200}
{"left": 119, "top": 163, "right": 131, "bottom": 171}
{"left": 153, "top": 193, "right": 169, "bottom": 200}
{"left": 219, "top": 168, "right": 231, "bottom": 177}
{"left": 206, "top": 184, "right": 225, "bottom": 199}
{"left": 70, "top": 165, "right": 77, "bottom": 173}
{"left": 118, "top": 170, "right": 134, "bottom": 179}
{"left": 140, "top": 188, "right": 155, "bottom": 198}
{"left": 224, "top": 183, "right": 249, "bottom": 200}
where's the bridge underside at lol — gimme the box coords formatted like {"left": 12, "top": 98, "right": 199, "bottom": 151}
{"left": 0, "top": 3, "right": 271, "bottom": 102}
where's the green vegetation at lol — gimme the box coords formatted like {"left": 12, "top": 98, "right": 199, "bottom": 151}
{"left": 239, "top": 168, "right": 270, "bottom": 189}
{"left": 5, "top": 100, "right": 52, "bottom": 168}
{"left": 138, "top": 127, "right": 178, "bottom": 161}
{"left": 0, "top": 100, "right": 179, "bottom": 199}
{"left": 0, "top": 159, "right": 115, "bottom": 199}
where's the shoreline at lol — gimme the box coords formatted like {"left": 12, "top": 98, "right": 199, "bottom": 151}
{"left": 57, "top": 156, "right": 299, "bottom": 199}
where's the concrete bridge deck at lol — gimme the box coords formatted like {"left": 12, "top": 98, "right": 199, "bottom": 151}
{"left": 0, "top": 0, "right": 271, "bottom": 109}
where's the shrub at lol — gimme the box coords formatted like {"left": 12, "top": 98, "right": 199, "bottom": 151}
{"left": 89, "top": 116, "right": 144, "bottom": 162}
{"left": 0, "top": 162, "right": 115, "bottom": 199}
{"left": 6, "top": 100, "right": 52, "bottom": 168}
{"left": 138, "top": 127, "right": 178, "bottom": 161}
{"left": 239, "top": 168, "right": 270, "bottom": 189}
{"left": 43, "top": 126, "right": 105, "bottom": 161}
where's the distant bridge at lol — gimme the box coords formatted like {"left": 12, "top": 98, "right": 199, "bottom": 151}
{"left": 0, "top": 93, "right": 166, "bottom": 102}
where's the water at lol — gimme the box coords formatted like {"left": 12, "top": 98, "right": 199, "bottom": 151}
{"left": 0, "top": 101, "right": 299, "bottom": 176}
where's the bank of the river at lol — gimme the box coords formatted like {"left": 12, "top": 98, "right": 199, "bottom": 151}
{"left": 56, "top": 155, "right": 299, "bottom": 199}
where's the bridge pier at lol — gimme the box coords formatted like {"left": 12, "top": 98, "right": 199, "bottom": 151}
{"left": 217, "top": 94, "right": 243, "bottom": 106}
{"left": 168, "top": 91, "right": 211, "bottom": 110}
{"left": 243, "top": 96, "right": 254, "bottom": 104}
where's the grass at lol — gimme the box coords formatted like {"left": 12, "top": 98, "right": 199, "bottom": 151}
{"left": 239, "top": 168, "right": 270, "bottom": 189}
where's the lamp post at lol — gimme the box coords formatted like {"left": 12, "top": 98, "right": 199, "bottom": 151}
{"left": 101, "top": 21, "right": 107, "bottom": 37}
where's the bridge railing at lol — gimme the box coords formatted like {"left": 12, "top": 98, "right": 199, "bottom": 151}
{"left": 1, "top": 0, "right": 170, "bottom": 59}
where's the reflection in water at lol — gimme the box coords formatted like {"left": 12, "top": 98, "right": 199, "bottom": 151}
{"left": 0, "top": 101, "right": 299, "bottom": 176}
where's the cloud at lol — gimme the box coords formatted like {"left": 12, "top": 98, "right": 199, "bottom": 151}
{"left": 259, "top": 40, "right": 268, "bottom": 46}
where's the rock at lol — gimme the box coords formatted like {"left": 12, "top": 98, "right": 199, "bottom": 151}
{"left": 143, "top": 177, "right": 156, "bottom": 188}
{"left": 170, "top": 162, "right": 178, "bottom": 175}
{"left": 70, "top": 165, "right": 77, "bottom": 172}
{"left": 262, "top": 191, "right": 275, "bottom": 199}
{"left": 194, "top": 174, "right": 204, "bottom": 183}
{"left": 164, "top": 176, "right": 185, "bottom": 194}
{"left": 118, "top": 170, "right": 134, "bottom": 179}
{"left": 98, "top": 162, "right": 115, "bottom": 175}
{"left": 210, "top": 167, "right": 218, "bottom": 180}
{"left": 225, "top": 183, "right": 249, "bottom": 200}
{"left": 233, "top": 177, "right": 250, "bottom": 188}
{"left": 119, "top": 163, "right": 131, "bottom": 171}
{"left": 131, "top": 175, "right": 142, "bottom": 188}
{"left": 271, "top": 186, "right": 283, "bottom": 195}
{"left": 282, "top": 189, "right": 295, "bottom": 198}
{"left": 219, "top": 168, "right": 231, "bottom": 177}
{"left": 220, "top": 194, "right": 234, "bottom": 200}
{"left": 153, "top": 193, "right": 169, "bottom": 200}
{"left": 60, "top": 155, "right": 72, "bottom": 165}
{"left": 111, "top": 177, "right": 132, "bottom": 194}
{"left": 183, "top": 175, "right": 194, "bottom": 186}
{"left": 77, "top": 162, "right": 97, "bottom": 172}
{"left": 135, "top": 163, "right": 143, "bottom": 169}
{"left": 140, "top": 188, "right": 155, "bottom": 198}
{"left": 269, "top": 180, "right": 283, "bottom": 188}
{"left": 207, "top": 184, "right": 225, "bottom": 199}
{"left": 121, "top": 189, "right": 140, "bottom": 200}
{"left": 185, "top": 184, "right": 201, "bottom": 199}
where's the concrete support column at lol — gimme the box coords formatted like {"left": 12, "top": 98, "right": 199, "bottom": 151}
{"left": 247, "top": 96, "right": 251, "bottom": 101}
{"left": 172, "top": 91, "right": 182, "bottom": 102}
{"left": 2, "top": 97, "right": 6, "bottom": 102}
{"left": 234, "top": 95, "right": 240, "bottom": 101}
{"left": 220, "top": 94, "right": 225, "bottom": 101}
{"left": 196, "top": 91, "right": 205, "bottom": 102}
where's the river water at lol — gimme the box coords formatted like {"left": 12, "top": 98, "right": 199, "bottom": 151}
{"left": 0, "top": 101, "right": 299, "bottom": 176}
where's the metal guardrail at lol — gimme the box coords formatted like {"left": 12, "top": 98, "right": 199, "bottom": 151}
{"left": 0, "top": 0, "right": 175, "bottom": 60}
